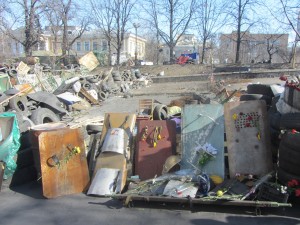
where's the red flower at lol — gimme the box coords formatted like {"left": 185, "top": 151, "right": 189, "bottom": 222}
{"left": 291, "top": 129, "right": 297, "bottom": 134}
{"left": 245, "top": 123, "right": 250, "bottom": 127}
{"left": 247, "top": 116, "right": 253, "bottom": 121}
{"left": 295, "top": 189, "right": 300, "bottom": 197}
{"left": 288, "top": 179, "right": 299, "bottom": 187}
{"left": 279, "top": 75, "right": 287, "bottom": 81}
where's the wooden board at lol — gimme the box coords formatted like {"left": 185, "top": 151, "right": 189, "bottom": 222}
{"left": 224, "top": 100, "right": 273, "bottom": 178}
{"left": 31, "top": 128, "right": 89, "bottom": 198}
{"left": 181, "top": 104, "right": 225, "bottom": 178}
{"left": 135, "top": 120, "right": 176, "bottom": 180}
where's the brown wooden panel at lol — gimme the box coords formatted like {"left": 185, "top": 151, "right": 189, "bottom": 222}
{"left": 224, "top": 100, "right": 273, "bottom": 178}
{"left": 135, "top": 120, "right": 176, "bottom": 180}
{"left": 31, "top": 128, "right": 89, "bottom": 198}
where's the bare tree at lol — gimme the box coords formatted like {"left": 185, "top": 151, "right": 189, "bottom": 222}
{"left": 195, "top": 0, "right": 227, "bottom": 64}
{"left": 277, "top": 0, "right": 300, "bottom": 38}
{"left": 225, "top": 0, "right": 261, "bottom": 63}
{"left": 57, "top": 0, "right": 89, "bottom": 65}
{"left": 0, "top": 0, "right": 44, "bottom": 57}
{"left": 112, "top": 0, "right": 135, "bottom": 65}
{"left": 143, "top": 0, "right": 196, "bottom": 63}
{"left": 90, "top": 0, "right": 114, "bottom": 66}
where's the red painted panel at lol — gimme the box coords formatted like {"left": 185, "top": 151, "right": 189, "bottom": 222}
{"left": 135, "top": 120, "right": 177, "bottom": 180}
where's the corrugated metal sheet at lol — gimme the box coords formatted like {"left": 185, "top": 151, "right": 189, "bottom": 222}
{"left": 181, "top": 104, "right": 225, "bottom": 178}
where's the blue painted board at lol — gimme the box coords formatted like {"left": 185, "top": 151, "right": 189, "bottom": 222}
{"left": 181, "top": 104, "right": 225, "bottom": 178}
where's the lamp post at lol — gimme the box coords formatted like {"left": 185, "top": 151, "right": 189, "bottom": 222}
{"left": 133, "top": 23, "right": 140, "bottom": 66}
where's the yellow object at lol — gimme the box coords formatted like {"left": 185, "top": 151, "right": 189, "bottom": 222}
{"left": 74, "top": 147, "right": 81, "bottom": 154}
{"left": 157, "top": 134, "right": 161, "bottom": 140}
{"left": 216, "top": 190, "right": 224, "bottom": 197}
{"left": 232, "top": 113, "right": 238, "bottom": 120}
{"left": 153, "top": 142, "right": 157, "bottom": 148}
{"left": 210, "top": 175, "right": 224, "bottom": 185}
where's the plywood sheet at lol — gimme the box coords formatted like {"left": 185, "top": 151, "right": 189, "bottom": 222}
{"left": 78, "top": 51, "right": 99, "bottom": 71}
{"left": 32, "top": 128, "right": 89, "bottom": 198}
{"left": 181, "top": 104, "right": 225, "bottom": 178}
{"left": 224, "top": 100, "right": 273, "bottom": 178}
{"left": 135, "top": 120, "right": 176, "bottom": 180}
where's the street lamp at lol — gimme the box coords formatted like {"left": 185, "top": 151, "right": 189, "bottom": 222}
{"left": 133, "top": 23, "right": 140, "bottom": 66}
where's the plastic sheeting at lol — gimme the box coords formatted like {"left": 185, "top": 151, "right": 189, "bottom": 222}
{"left": 0, "top": 112, "right": 20, "bottom": 179}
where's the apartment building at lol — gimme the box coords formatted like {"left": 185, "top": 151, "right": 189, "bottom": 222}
{"left": 219, "top": 31, "right": 289, "bottom": 64}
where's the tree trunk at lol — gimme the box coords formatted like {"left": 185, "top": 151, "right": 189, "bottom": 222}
{"left": 108, "top": 41, "right": 112, "bottom": 66}
{"left": 235, "top": 0, "right": 242, "bottom": 64}
{"left": 201, "top": 38, "right": 207, "bottom": 64}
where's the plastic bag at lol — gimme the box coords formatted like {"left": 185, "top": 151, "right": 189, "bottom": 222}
{"left": 0, "top": 112, "right": 21, "bottom": 179}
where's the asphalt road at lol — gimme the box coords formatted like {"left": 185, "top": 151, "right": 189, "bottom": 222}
{"left": 1, "top": 77, "right": 299, "bottom": 225}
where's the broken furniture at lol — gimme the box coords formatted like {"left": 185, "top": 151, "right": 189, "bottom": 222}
{"left": 30, "top": 123, "right": 89, "bottom": 198}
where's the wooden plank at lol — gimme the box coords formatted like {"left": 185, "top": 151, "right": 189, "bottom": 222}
{"left": 135, "top": 120, "right": 176, "bottom": 180}
{"left": 181, "top": 104, "right": 225, "bottom": 178}
{"left": 224, "top": 100, "right": 273, "bottom": 178}
{"left": 31, "top": 128, "right": 89, "bottom": 198}
{"left": 79, "top": 88, "right": 99, "bottom": 105}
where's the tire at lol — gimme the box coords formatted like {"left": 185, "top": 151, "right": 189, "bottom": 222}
{"left": 30, "top": 107, "right": 60, "bottom": 125}
{"left": 270, "top": 126, "right": 281, "bottom": 147}
{"left": 280, "top": 131, "right": 300, "bottom": 150}
{"left": 280, "top": 113, "right": 300, "bottom": 131}
{"left": 9, "top": 96, "right": 30, "bottom": 116}
{"left": 277, "top": 167, "right": 300, "bottom": 185}
{"left": 153, "top": 104, "right": 168, "bottom": 120}
{"left": 98, "top": 91, "right": 108, "bottom": 101}
{"left": 240, "top": 94, "right": 272, "bottom": 105}
{"left": 247, "top": 84, "right": 274, "bottom": 97}
{"left": 82, "top": 82, "right": 95, "bottom": 90}
{"left": 113, "top": 76, "right": 122, "bottom": 81}
{"left": 18, "top": 117, "right": 35, "bottom": 133}
{"left": 279, "top": 144, "right": 300, "bottom": 175}
{"left": 269, "top": 111, "right": 281, "bottom": 130}
{"left": 86, "top": 124, "right": 102, "bottom": 134}
{"left": 268, "top": 96, "right": 280, "bottom": 113}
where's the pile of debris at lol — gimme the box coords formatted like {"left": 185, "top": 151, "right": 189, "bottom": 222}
{"left": 0, "top": 52, "right": 154, "bottom": 133}
{"left": 1, "top": 70, "right": 300, "bottom": 211}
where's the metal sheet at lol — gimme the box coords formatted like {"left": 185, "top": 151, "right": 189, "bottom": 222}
{"left": 93, "top": 152, "right": 127, "bottom": 192}
{"left": 181, "top": 104, "right": 225, "bottom": 178}
{"left": 102, "top": 128, "right": 125, "bottom": 155}
{"left": 87, "top": 168, "right": 122, "bottom": 196}
{"left": 162, "top": 180, "right": 198, "bottom": 198}
{"left": 135, "top": 120, "right": 176, "bottom": 180}
{"left": 224, "top": 100, "right": 273, "bottom": 178}
{"left": 30, "top": 128, "right": 90, "bottom": 198}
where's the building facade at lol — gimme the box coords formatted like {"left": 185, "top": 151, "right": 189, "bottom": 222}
{"left": 219, "top": 31, "right": 289, "bottom": 64}
{"left": 0, "top": 27, "right": 147, "bottom": 64}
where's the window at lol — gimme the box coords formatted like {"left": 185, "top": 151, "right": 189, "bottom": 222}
{"left": 84, "top": 41, "right": 90, "bottom": 51}
{"left": 76, "top": 42, "right": 81, "bottom": 51}
{"left": 102, "top": 40, "right": 108, "bottom": 51}
{"left": 93, "top": 42, "right": 98, "bottom": 51}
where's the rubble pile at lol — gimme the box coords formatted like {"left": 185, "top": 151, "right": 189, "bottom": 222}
{"left": 0, "top": 55, "right": 299, "bottom": 211}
